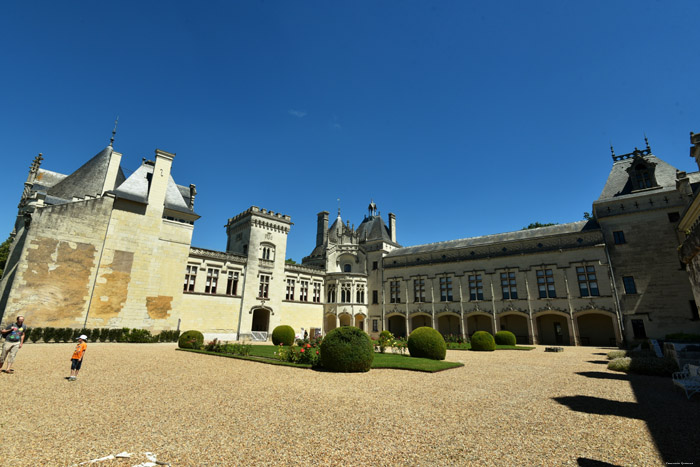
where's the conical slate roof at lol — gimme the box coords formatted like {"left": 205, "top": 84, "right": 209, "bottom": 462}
{"left": 47, "top": 146, "right": 125, "bottom": 200}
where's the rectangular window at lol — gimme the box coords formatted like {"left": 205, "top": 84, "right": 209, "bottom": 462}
{"left": 439, "top": 277, "right": 453, "bottom": 302}
{"left": 184, "top": 265, "right": 197, "bottom": 292}
{"left": 631, "top": 319, "right": 646, "bottom": 339}
{"left": 341, "top": 283, "right": 351, "bottom": 303}
{"left": 327, "top": 284, "right": 336, "bottom": 303}
{"left": 468, "top": 274, "right": 483, "bottom": 301}
{"left": 312, "top": 283, "right": 321, "bottom": 303}
{"left": 258, "top": 274, "right": 270, "bottom": 298}
{"left": 372, "top": 319, "right": 378, "bottom": 332}
{"left": 536, "top": 269, "right": 556, "bottom": 298}
{"left": 205, "top": 268, "right": 219, "bottom": 294}
{"left": 622, "top": 276, "right": 637, "bottom": 294}
{"left": 285, "top": 279, "right": 295, "bottom": 300}
{"left": 356, "top": 284, "right": 365, "bottom": 304}
{"left": 390, "top": 280, "right": 401, "bottom": 303}
{"left": 372, "top": 290, "right": 378, "bottom": 304}
{"left": 668, "top": 212, "right": 680, "bottom": 222}
{"left": 576, "top": 265, "right": 599, "bottom": 297}
{"left": 300, "top": 281, "right": 309, "bottom": 302}
{"left": 501, "top": 271, "right": 518, "bottom": 299}
{"left": 226, "top": 271, "right": 239, "bottom": 295}
{"left": 414, "top": 277, "right": 426, "bottom": 302}
{"left": 613, "top": 231, "right": 626, "bottom": 244}
{"left": 372, "top": 261, "right": 378, "bottom": 270}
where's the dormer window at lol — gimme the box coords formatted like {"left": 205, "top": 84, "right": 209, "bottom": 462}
{"left": 634, "top": 164, "right": 652, "bottom": 189}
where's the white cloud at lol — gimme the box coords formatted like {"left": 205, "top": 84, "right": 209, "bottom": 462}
{"left": 288, "top": 109, "right": 307, "bottom": 118}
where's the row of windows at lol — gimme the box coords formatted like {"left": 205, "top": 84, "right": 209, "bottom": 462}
{"left": 327, "top": 283, "right": 366, "bottom": 304}
{"left": 184, "top": 267, "right": 240, "bottom": 296}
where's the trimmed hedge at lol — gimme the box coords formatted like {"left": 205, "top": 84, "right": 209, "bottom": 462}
{"left": 470, "top": 331, "right": 496, "bottom": 351}
{"left": 178, "top": 330, "right": 204, "bottom": 349}
{"left": 272, "top": 325, "right": 295, "bottom": 346}
{"left": 407, "top": 327, "right": 446, "bottom": 360}
{"left": 320, "top": 326, "right": 374, "bottom": 372}
{"left": 494, "top": 330, "right": 516, "bottom": 346}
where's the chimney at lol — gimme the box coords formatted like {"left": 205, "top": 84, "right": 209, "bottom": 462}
{"left": 102, "top": 150, "right": 123, "bottom": 193}
{"left": 189, "top": 184, "right": 197, "bottom": 209}
{"left": 148, "top": 149, "right": 175, "bottom": 214}
{"left": 317, "top": 211, "right": 329, "bottom": 246}
{"left": 388, "top": 212, "right": 396, "bottom": 243}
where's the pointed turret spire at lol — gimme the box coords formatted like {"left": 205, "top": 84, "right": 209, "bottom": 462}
{"left": 109, "top": 116, "right": 119, "bottom": 147}
{"left": 644, "top": 132, "right": 651, "bottom": 152}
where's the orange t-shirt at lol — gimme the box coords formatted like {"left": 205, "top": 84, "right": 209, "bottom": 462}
{"left": 72, "top": 342, "right": 87, "bottom": 360}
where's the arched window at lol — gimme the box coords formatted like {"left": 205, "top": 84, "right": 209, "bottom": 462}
{"left": 343, "top": 263, "right": 351, "bottom": 273}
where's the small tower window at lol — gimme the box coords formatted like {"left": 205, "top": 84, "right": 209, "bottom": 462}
{"left": 344, "top": 264, "right": 351, "bottom": 273}
{"left": 634, "top": 165, "right": 652, "bottom": 189}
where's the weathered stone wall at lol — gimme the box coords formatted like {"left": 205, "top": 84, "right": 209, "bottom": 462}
{"left": 0, "top": 197, "right": 113, "bottom": 327}
{"left": 180, "top": 293, "right": 241, "bottom": 340}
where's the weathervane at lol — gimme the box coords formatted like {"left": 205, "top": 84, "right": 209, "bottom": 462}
{"left": 109, "top": 116, "right": 119, "bottom": 147}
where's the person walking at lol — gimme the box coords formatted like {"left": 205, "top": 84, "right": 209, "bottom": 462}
{"left": 1, "top": 315, "right": 26, "bottom": 374}
{"left": 68, "top": 334, "right": 88, "bottom": 381}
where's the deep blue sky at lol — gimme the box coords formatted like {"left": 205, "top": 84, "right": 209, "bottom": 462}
{"left": 1, "top": 1, "right": 699, "bottom": 261}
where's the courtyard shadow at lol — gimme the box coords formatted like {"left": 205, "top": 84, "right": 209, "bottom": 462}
{"left": 577, "top": 458, "right": 621, "bottom": 467}
{"left": 556, "top": 372, "right": 700, "bottom": 464}
{"left": 576, "top": 371, "right": 628, "bottom": 381}
{"left": 586, "top": 360, "right": 609, "bottom": 365}
{"left": 592, "top": 352, "right": 609, "bottom": 356}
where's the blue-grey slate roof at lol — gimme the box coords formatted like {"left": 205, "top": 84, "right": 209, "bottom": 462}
{"left": 597, "top": 154, "right": 679, "bottom": 201}
{"left": 46, "top": 146, "right": 125, "bottom": 200}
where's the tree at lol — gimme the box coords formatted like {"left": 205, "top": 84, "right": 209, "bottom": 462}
{"left": 0, "top": 235, "right": 12, "bottom": 279}
{"left": 285, "top": 258, "right": 297, "bottom": 265}
{"left": 522, "top": 222, "right": 557, "bottom": 230}
{"left": 583, "top": 212, "right": 592, "bottom": 220}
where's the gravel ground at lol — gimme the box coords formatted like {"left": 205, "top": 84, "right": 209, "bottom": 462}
{"left": 0, "top": 343, "right": 696, "bottom": 466}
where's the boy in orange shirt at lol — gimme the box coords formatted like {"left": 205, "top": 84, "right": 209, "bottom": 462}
{"left": 68, "top": 334, "right": 87, "bottom": 381}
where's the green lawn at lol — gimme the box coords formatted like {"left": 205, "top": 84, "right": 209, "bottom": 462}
{"left": 181, "top": 345, "right": 463, "bottom": 372}
{"left": 446, "top": 342, "right": 535, "bottom": 351}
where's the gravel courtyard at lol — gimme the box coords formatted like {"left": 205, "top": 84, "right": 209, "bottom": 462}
{"left": 0, "top": 343, "right": 697, "bottom": 466}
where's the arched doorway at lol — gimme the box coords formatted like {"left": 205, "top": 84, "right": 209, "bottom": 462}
{"left": 498, "top": 313, "right": 530, "bottom": 344}
{"left": 467, "top": 313, "right": 493, "bottom": 336}
{"left": 576, "top": 312, "right": 617, "bottom": 346}
{"left": 324, "top": 314, "right": 337, "bottom": 333}
{"left": 411, "top": 314, "right": 432, "bottom": 332}
{"left": 339, "top": 313, "right": 352, "bottom": 327}
{"left": 251, "top": 308, "right": 270, "bottom": 333}
{"left": 387, "top": 315, "right": 406, "bottom": 337}
{"left": 437, "top": 314, "right": 460, "bottom": 336}
{"left": 354, "top": 314, "right": 365, "bottom": 331}
{"left": 536, "top": 313, "right": 571, "bottom": 345}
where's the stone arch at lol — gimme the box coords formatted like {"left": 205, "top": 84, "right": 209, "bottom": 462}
{"left": 535, "top": 311, "right": 571, "bottom": 345}
{"left": 497, "top": 312, "right": 530, "bottom": 344}
{"left": 354, "top": 313, "right": 366, "bottom": 331}
{"left": 387, "top": 314, "right": 407, "bottom": 337}
{"left": 437, "top": 313, "right": 460, "bottom": 336}
{"left": 339, "top": 313, "right": 352, "bottom": 327}
{"left": 466, "top": 312, "right": 493, "bottom": 336}
{"left": 574, "top": 310, "right": 618, "bottom": 347}
{"left": 410, "top": 314, "right": 432, "bottom": 332}
{"left": 324, "top": 313, "right": 337, "bottom": 333}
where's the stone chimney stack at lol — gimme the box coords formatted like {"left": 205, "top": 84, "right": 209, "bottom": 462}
{"left": 317, "top": 211, "right": 329, "bottom": 246}
{"left": 102, "top": 149, "right": 123, "bottom": 193}
{"left": 148, "top": 149, "right": 175, "bottom": 215}
{"left": 691, "top": 132, "right": 700, "bottom": 170}
{"left": 388, "top": 212, "right": 396, "bottom": 243}
{"left": 189, "top": 184, "right": 197, "bottom": 209}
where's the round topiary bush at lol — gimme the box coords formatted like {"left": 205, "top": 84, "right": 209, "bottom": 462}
{"left": 407, "top": 327, "right": 446, "bottom": 360}
{"left": 494, "top": 330, "right": 516, "bottom": 346}
{"left": 320, "top": 326, "right": 374, "bottom": 372}
{"left": 470, "top": 331, "right": 496, "bottom": 351}
{"left": 271, "top": 325, "right": 295, "bottom": 346}
{"left": 178, "top": 330, "right": 204, "bottom": 349}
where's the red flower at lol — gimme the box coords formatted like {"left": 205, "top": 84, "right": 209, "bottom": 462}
{"left": 316, "top": 351, "right": 319, "bottom": 355}
{"left": 300, "top": 348, "right": 305, "bottom": 353}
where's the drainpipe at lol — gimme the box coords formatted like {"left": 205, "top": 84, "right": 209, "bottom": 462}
{"left": 84, "top": 197, "right": 115, "bottom": 329}
{"left": 604, "top": 243, "right": 625, "bottom": 342}
{"left": 236, "top": 268, "right": 248, "bottom": 341}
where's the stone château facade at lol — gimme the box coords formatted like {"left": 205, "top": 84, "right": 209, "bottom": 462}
{"left": 2, "top": 134, "right": 700, "bottom": 345}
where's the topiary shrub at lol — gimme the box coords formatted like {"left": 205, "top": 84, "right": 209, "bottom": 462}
{"left": 178, "top": 330, "right": 204, "bottom": 349}
{"left": 320, "top": 326, "right": 374, "bottom": 372}
{"left": 470, "top": 331, "right": 496, "bottom": 351}
{"left": 272, "top": 325, "right": 295, "bottom": 346}
{"left": 407, "top": 327, "right": 446, "bottom": 360}
{"left": 494, "top": 330, "right": 516, "bottom": 346}
{"left": 30, "top": 327, "right": 43, "bottom": 343}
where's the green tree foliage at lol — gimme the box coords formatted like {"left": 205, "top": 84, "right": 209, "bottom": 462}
{"left": 0, "top": 235, "right": 12, "bottom": 278}
{"left": 470, "top": 331, "right": 496, "bottom": 351}
{"left": 285, "top": 258, "right": 297, "bottom": 264}
{"left": 522, "top": 222, "right": 558, "bottom": 230}
{"left": 271, "top": 325, "right": 295, "bottom": 346}
{"left": 320, "top": 326, "right": 374, "bottom": 372}
{"left": 407, "top": 327, "right": 447, "bottom": 360}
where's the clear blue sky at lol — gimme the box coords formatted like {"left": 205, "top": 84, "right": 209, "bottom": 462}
{"left": 1, "top": 1, "right": 699, "bottom": 261}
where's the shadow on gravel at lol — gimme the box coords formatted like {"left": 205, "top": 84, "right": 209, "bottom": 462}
{"left": 577, "top": 458, "right": 621, "bottom": 467}
{"left": 557, "top": 372, "right": 700, "bottom": 465}
{"left": 576, "top": 371, "right": 628, "bottom": 381}
{"left": 586, "top": 360, "right": 609, "bottom": 364}
{"left": 592, "top": 352, "right": 609, "bottom": 356}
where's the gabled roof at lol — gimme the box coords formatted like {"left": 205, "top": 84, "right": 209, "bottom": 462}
{"left": 597, "top": 154, "right": 679, "bottom": 201}
{"left": 357, "top": 215, "right": 392, "bottom": 243}
{"left": 46, "top": 146, "right": 125, "bottom": 200}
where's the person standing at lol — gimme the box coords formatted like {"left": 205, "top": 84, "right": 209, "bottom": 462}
{"left": 68, "top": 334, "right": 88, "bottom": 381}
{"left": 1, "top": 315, "right": 26, "bottom": 374}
